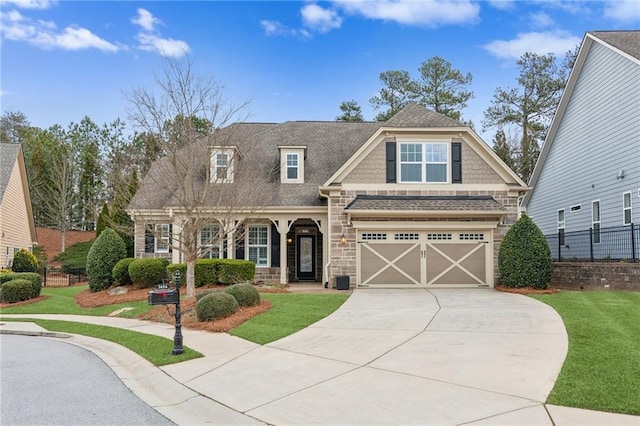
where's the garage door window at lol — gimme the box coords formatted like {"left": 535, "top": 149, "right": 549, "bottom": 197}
{"left": 427, "top": 233, "right": 452, "bottom": 240}
{"left": 460, "top": 233, "right": 484, "bottom": 241}
{"left": 394, "top": 233, "right": 419, "bottom": 240}
{"left": 361, "top": 233, "right": 387, "bottom": 240}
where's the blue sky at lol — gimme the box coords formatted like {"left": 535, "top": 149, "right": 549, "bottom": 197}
{"left": 1, "top": 0, "right": 639, "bottom": 142}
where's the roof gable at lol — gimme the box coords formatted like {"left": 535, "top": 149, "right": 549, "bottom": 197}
{"left": 384, "top": 103, "right": 461, "bottom": 127}
{"left": 523, "top": 30, "right": 640, "bottom": 207}
{"left": 0, "top": 143, "right": 21, "bottom": 200}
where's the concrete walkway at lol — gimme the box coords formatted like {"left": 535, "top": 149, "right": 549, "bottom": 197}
{"left": 2, "top": 288, "right": 639, "bottom": 425}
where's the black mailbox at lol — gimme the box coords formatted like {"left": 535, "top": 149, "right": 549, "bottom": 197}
{"left": 148, "top": 284, "right": 180, "bottom": 305}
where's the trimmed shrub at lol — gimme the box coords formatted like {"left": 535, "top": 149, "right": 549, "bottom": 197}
{"left": 10, "top": 272, "right": 41, "bottom": 298}
{"left": 112, "top": 258, "right": 135, "bottom": 286}
{"left": 196, "top": 292, "right": 238, "bottom": 322}
{"left": 217, "top": 259, "right": 256, "bottom": 284}
{"left": 86, "top": 228, "right": 127, "bottom": 292}
{"left": 54, "top": 240, "right": 94, "bottom": 274}
{"left": 11, "top": 249, "right": 38, "bottom": 272}
{"left": 224, "top": 283, "right": 260, "bottom": 307}
{"left": 195, "top": 289, "right": 220, "bottom": 301}
{"left": 498, "top": 213, "right": 553, "bottom": 289}
{"left": 0, "top": 270, "right": 14, "bottom": 284}
{"left": 1, "top": 279, "right": 34, "bottom": 303}
{"left": 128, "top": 258, "right": 169, "bottom": 288}
{"left": 167, "top": 260, "right": 219, "bottom": 287}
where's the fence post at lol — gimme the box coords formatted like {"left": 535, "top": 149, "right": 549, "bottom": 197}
{"left": 557, "top": 231, "right": 562, "bottom": 261}
{"left": 43, "top": 267, "right": 47, "bottom": 286}
{"left": 589, "top": 228, "right": 594, "bottom": 262}
{"left": 631, "top": 223, "right": 637, "bottom": 263}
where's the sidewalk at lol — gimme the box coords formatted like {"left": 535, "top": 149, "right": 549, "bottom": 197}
{"left": 1, "top": 289, "right": 638, "bottom": 425}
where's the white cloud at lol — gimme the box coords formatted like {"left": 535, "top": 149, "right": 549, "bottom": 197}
{"left": 131, "top": 9, "right": 190, "bottom": 58}
{"left": 260, "top": 19, "right": 312, "bottom": 39}
{"left": 483, "top": 31, "right": 582, "bottom": 59}
{"left": 136, "top": 33, "right": 189, "bottom": 58}
{"left": 301, "top": 4, "right": 342, "bottom": 33}
{"left": 603, "top": 0, "right": 640, "bottom": 23}
{"left": 529, "top": 11, "right": 554, "bottom": 28}
{"left": 0, "top": 0, "right": 55, "bottom": 9}
{"left": 0, "top": 9, "right": 120, "bottom": 52}
{"left": 131, "top": 8, "right": 161, "bottom": 32}
{"left": 333, "top": 0, "right": 479, "bottom": 26}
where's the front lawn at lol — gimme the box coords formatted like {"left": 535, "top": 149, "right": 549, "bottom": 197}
{"left": 531, "top": 291, "right": 640, "bottom": 415}
{"left": 230, "top": 293, "right": 350, "bottom": 344}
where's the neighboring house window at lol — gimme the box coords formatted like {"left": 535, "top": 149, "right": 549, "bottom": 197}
{"left": 623, "top": 192, "right": 632, "bottom": 225}
{"left": 200, "top": 224, "right": 221, "bottom": 259}
{"left": 557, "top": 209, "right": 565, "bottom": 246}
{"left": 247, "top": 225, "right": 268, "bottom": 267}
{"left": 592, "top": 201, "right": 601, "bottom": 244}
{"left": 215, "top": 153, "right": 230, "bottom": 181}
{"left": 286, "top": 153, "right": 299, "bottom": 180}
{"left": 399, "top": 143, "right": 448, "bottom": 183}
{"left": 155, "top": 224, "right": 171, "bottom": 253}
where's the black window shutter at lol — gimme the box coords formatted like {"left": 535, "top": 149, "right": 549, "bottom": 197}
{"left": 168, "top": 224, "right": 173, "bottom": 253}
{"left": 452, "top": 142, "right": 462, "bottom": 183}
{"left": 271, "top": 223, "right": 280, "bottom": 267}
{"left": 144, "top": 224, "right": 154, "bottom": 253}
{"left": 386, "top": 141, "right": 396, "bottom": 183}
{"left": 235, "top": 225, "right": 244, "bottom": 260}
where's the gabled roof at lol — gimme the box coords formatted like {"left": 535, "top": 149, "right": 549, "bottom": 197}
{"left": 0, "top": 143, "right": 21, "bottom": 200}
{"left": 385, "top": 103, "right": 461, "bottom": 127}
{"left": 522, "top": 30, "right": 640, "bottom": 207}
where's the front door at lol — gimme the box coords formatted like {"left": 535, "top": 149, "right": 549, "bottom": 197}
{"left": 296, "top": 235, "right": 316, "bottom": 280}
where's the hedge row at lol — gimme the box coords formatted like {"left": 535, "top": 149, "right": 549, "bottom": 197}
{"left": 0, "top": 272, "right": 42, "bottom": 303}
{"left": 166, "top": 259, "right": 255, "bottom": 287}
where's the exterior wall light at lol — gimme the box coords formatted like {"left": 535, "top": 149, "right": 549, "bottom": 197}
{"left": 340, "top": 233, "right": 347, "bottom": 244}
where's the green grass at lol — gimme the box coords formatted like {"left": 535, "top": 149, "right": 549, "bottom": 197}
{"left": 0, "top": 285, "right": 153, "bottom": 318}
{"left": 0, "top": 318, "right": 202, "bottom": 366}
{"left": 230, "top": 293, "right": 349, "bottom": 344}
{"left": 531, "top": 291, "right": 640, "bottom": 415}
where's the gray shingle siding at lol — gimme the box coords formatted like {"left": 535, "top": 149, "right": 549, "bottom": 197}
{"left": 527, "top": 38, "right": 640, "bottom": 235}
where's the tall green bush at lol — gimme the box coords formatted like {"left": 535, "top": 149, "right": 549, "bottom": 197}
{"left": 128, "top": 258, "right": 169, "bottom": 288}
{"left": 112, "top": 258, "right": 135, "bottom": 286}
{"left": 498, "top": 214, "right": 553, "bottom": 289}
{"left": 11, "top": 249, "right": 38, "bottom": 272}
{"left": 86, "top": 228, "right": 127, "bottom": 292}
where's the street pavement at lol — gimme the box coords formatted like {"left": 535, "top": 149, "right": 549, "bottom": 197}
{"left": 0, "top": 333, "right": 174, "bottom": 425}
{"left": 2, "top": 288, "right": 639, "bottom": 425}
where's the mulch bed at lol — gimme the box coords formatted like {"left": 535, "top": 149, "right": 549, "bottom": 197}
{"left": 495, "top": 285, "right": 559, "bottom": 295}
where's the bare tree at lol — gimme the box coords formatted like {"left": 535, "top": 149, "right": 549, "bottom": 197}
{"left": 126, "top": 57, "right": 273, "bottom": 299}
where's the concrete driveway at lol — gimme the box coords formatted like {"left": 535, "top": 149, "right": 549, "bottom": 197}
{"left": 167, "top": 288, "right": 569, "bottom": 425}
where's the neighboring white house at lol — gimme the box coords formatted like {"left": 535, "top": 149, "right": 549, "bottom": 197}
{"left": 522, "top": 31, "right": 640, "bottom": 260}
{"left": 129, "top": 104, "right": 528, "bottom": 288}
{"left": 0, "top": 143, "right": 37, "bottom": 268}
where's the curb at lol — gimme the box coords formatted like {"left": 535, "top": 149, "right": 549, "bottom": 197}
{"left": 0, "top": 329, "right": 71, "bottom": 339}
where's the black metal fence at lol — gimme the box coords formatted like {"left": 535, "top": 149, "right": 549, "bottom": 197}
{"left": 545, "top": 223, "right": 639, "bottom": 262}
{"left": 40, "top": 267, "right": 86, "bottom": 287}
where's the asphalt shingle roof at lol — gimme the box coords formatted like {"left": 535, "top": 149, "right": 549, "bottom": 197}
{"left": 590, "top": 31, "right": 640, "bottom": 61}
{"left": 129, "top": 104, "right": 469, "bottom": 210}
{"left": 345, "top": 195, "right": 507, "bottom": 212}
{"left": 0, "top": 143, "right": 20, "bottom": 201}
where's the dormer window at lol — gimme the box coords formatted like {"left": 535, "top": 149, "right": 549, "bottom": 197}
{"left": 210, "top": 147, "right": 235, "bottom": 183}
{"left": 279, "top": 146, "right": 306, "bottom": 183}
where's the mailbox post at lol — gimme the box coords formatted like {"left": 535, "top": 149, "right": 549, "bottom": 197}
{"left": 147, "top": 271, "right": 184, "bottom": 355}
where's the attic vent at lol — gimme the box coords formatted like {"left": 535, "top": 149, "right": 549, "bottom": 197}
{"left": 570, "top": 205, "right": 582, "bottom": 212}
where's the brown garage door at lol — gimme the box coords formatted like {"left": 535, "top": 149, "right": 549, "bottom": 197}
{"left": 359, "top": 231, "right": 489, "bottom": 287}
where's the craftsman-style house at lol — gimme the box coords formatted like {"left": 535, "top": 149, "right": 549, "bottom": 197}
{"left": 128, "top": 104, "right": 528, "bottom": 288}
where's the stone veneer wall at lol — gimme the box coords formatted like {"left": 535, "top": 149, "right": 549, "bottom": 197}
{"left": 253, "top": 267, "right": 281, "bottom": 283}
{"left": 550, "top": 262, "right": 640, "bottom": 290}
{"left": 329, "top": 189, "right": 519, "bottom": 286}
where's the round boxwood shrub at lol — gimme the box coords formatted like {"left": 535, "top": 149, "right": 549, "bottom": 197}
{"left": 10, "top": 272, "right": 41, "bottom": 298}
{"left": 195, "top": 289, "right": 220, "bottom": 301}
{"left": 86, "top": 228, "right": 127, "bottom": 292}
{"left": 224, "top": 282, "right": 260, "bottom": 307}
{"left": 0, "top": 279, "right": 34, "bottom": 303}
{"left": 128, "top": 258, "right": 169, "bottom": 288}
{"left": 498, "top": 214, "right": 553, "bottom": 289}
{"left": 11, "top": 249, "right": 38, "bottom": 273}
{"left": 112, "top": 258, "right": 135, "bottom": 286}
{"left": 196, "top": 292, "right": 239, "bottom": 322}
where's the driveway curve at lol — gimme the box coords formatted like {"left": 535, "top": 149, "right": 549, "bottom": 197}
{"left": 179, "top": 288, "right": 568, "bottom": 425}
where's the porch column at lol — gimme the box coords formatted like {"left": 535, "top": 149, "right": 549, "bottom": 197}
{"left": 272, "top": 218, "right": 295, "bottom": 285}
{"left": 312, "top": 218, "right": 329, "bottom": 285}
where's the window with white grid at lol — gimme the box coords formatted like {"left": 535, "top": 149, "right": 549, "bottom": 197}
{"left": 427, "top": 233, "right": 452, "bottom": 240}
{"left": 361, "top": 233, "right": 387, "bottom": 241}
{"left": 394, "top": 233, "right": 419, "bottom": 240}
